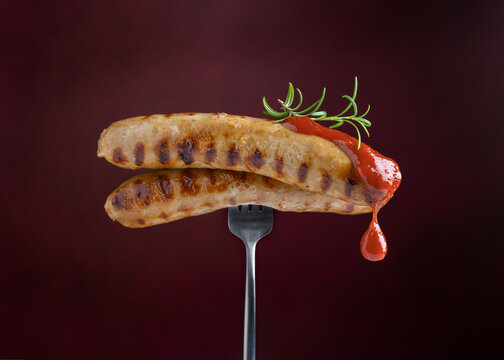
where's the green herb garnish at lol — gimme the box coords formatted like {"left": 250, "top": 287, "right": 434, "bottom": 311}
{"left": 262, "top": 77, "right": 371, "bottom": 149}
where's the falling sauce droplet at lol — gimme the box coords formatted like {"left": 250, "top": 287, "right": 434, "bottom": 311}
{"left": 360, "top": 211, "right": 387, "bottom": 261}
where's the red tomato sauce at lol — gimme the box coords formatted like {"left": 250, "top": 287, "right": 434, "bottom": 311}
{"left": 282, "top": 117, "right": 402, "bottom": 261}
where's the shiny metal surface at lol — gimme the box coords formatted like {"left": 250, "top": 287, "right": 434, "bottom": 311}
{"left": 228, "top": 205, "right": 273, "bottom": 360}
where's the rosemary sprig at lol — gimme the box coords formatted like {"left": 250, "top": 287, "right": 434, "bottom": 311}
{"left": 262, "top": 77, "right": 371, "bottom": 149}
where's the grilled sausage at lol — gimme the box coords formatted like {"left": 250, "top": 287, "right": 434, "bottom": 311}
{"left": 97, "top": 112, "right": 368, "bottom": 205}
{"left": 105, "top": 169, "right": 371, "bottom": 228}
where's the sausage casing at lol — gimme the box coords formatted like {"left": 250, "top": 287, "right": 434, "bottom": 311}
{"left": 105, "top": 169, "right": 371, "bottom": 228}
{"left": 97, "top": 113, "right": 368, "bottom": 206}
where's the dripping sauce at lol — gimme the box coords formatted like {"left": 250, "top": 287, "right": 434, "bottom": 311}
{"left": 282, "top": 117, "right": 402, "bottom": 261}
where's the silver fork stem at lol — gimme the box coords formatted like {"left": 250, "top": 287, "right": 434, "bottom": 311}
{"left": 244, "top": 240, "right": 257, "bottom": 360}
{"left": 229, "top": 206, "right": 273, "bottom": 360}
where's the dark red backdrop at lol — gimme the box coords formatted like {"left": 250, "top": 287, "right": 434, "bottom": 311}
{"left": 2, "top": 0, "right": 503, "bottom": 359}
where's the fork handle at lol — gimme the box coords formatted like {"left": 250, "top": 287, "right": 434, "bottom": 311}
{"left": 243, "top": 241, "right": 257, "bottom": 360}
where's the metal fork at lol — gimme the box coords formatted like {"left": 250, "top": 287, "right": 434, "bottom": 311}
{"left": 228, "top": 205, "right": 274, "bottom": 360}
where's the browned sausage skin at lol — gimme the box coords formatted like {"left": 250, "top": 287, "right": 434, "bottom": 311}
{"left": 105, "top": 169, "right": 371, "bottom": 228}
{"left": 97, "top": 113, "right": 368, "bottom": 205}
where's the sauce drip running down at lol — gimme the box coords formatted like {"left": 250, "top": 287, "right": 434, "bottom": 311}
{"left": 282, "top": 117, "right": 402, "bottom": 261}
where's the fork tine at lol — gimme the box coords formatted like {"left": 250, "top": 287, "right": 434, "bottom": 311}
{"left": 229, "top": 206, "right": 241, "bottom": 215}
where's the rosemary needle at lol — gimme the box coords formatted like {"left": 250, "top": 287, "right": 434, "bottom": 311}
{"left": 262, "top": 77, "right": 371, "bottom": 149}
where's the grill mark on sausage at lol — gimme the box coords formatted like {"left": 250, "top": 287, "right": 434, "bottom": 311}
{"left": 186, "top": 112, "right": 195, "bottom": 116}
{"left": 159, "top": 212, "right": 168, "bottom": 219}
{"left": 261, "top": 176, "right": 274, "bottom": 189}
{"left": 179, "top": 169, "right": 200, "bottom": 196}
{"left": 207, "top": 170, "right": 235, "bottom": 193}
{"left": 205, "top": 143, "right": 216, "bottom": 163}
{"left": 345, "top": 178, "right": 356, "bottom": 198}
{"left": 178, "top": 206, "right": 192, "bottom": 215}
{"left": 227, "top": 144, "right": 240, "bottom": 166}
{"left": 157, "top": 140, "right": 170, "bottom": 164}
{"left": 230, "top": 171, "right": 248, "bottom": 184}
{"left": 324, "top": 202, "right": 331, "bottom": 212}
{"left": 321, "top": 171, "right": 332, "bottom": 191}
{"left": 345, "top": 203, "right": 354, "bottom": 213}
{"left": 275, "top": 158, "right": 284, "bottom": 175}
{"left": 137, "top": 219, "right": 145, "bottom": 225}
{"left": 206, "top": 169, "right": 216, "bottom": 186}
{"left": 133, "top": 180, "right": 150, "bottom": 207}
{"left": 134, "top": 142, "right": 144, "bottom": 166}
{"left": 298, "top": 163, "right": 308, "bottom": 182}
{"left": 111, "top": 190, "right": 131, "bottom": 210}
{"left": 203, "top": 202, "right": 214, "bottom": 208}
{"left": 158, "top": 175, "right": 173, "bottom": 199}
{"left": 365, "top": 188, "right": 385, "bottom": 205}
{"left": 111, "top": 193, "right": 123, "bottom": 209}
{"left": 230, "top": 198, "right": 237, "bottom": 205}
{"left": 143, "top": 115, "right": 153, "bottom": 120}
{"left": 112, "top": 148, "right": 126, "bottom": 163}
{"left": 177, "top": 138, "right": 196, "bottom": 165}
{"left": 246, "top": 149, "right": 265, "bottom": 169}
{"left": 365, "top": 190, "right": 372, "bottom": 204}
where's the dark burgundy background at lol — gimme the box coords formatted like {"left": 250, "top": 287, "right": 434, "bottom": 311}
{"left": 2, "top": 0, "right": 503, "bottom": 359}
